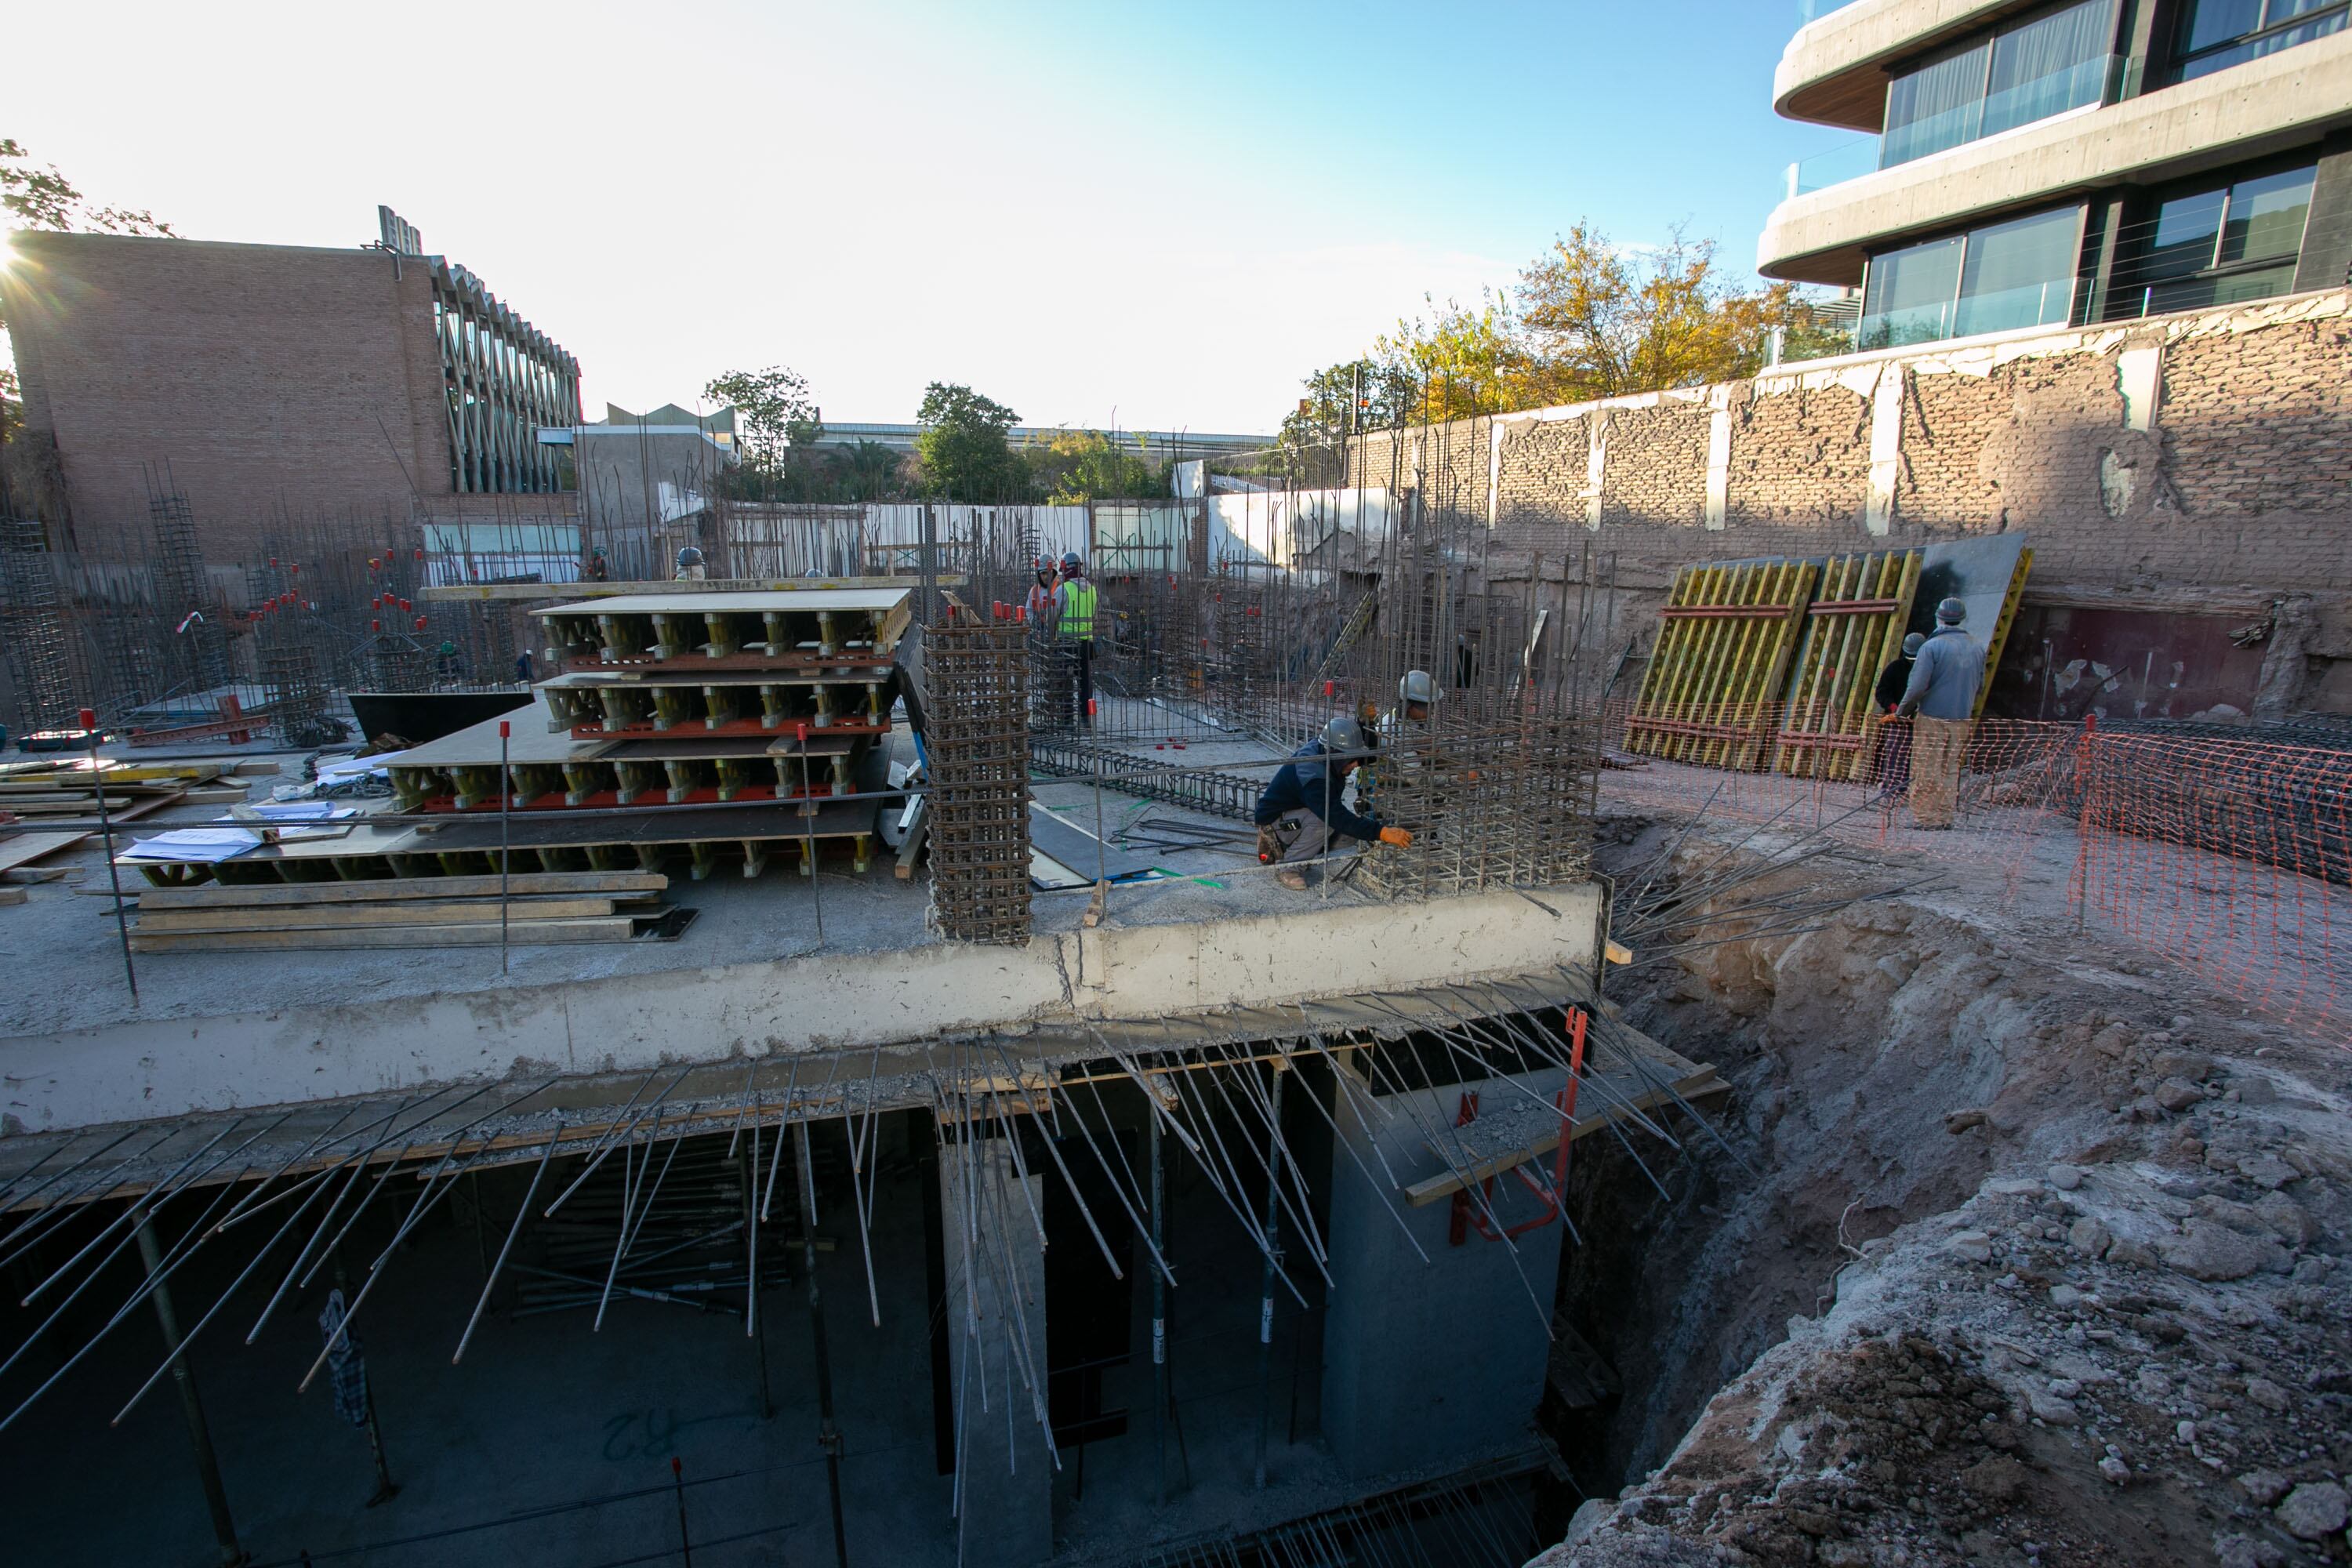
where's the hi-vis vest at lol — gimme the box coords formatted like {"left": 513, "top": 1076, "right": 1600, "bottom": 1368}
{"left": 1059, "top": 582, "right": 1098, "bottom": 639}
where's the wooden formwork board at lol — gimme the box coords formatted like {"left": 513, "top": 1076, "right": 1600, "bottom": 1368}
{"left": 133, "top": 871, "right": 668, "bottom": 909}
{"left": 1772, "top": 549, "right": 1922, "bottom": 781}
{"left": 1624, "top": 558, "right": 1817, "bottom": 771}
{"left": 1973, "top": 546, "right": 2032, "bottom": 722}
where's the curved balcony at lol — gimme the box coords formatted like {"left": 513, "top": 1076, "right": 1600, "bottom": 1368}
{"left": 1759, "top": 27, "right": 2352, "bottom": 285}
{"left": 1778, "top": 0, "right": 2059, "bottom": 129}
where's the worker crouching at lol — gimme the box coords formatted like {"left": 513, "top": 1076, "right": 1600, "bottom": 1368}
{"left": 1254, "top": 715, "right": 1414, "bottom": 891}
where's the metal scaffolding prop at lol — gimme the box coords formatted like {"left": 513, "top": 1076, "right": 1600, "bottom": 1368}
{"left": 0, "top": 965, "right": 1721, "bottom": 1555}
{"left": 924, "top": 614, "right": 1033, "bottom": 944}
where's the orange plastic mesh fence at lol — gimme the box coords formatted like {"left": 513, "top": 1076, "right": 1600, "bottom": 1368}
{"left": 1590, "top": 699, "right": 2350, "bottom": 1043}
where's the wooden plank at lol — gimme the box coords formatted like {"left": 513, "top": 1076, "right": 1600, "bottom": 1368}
{"left": 133, "top": 897, "right": 631, "bottom": 934}
{"left": 1401, "top": 1070, "right": 1729, "bottom": 1207}
{"left": 0, "top": 832, "right": 93, "bottom": 873}
{"left": 134, "top": 870, "right": 668, "bottom": 909}
{"left": 127, "top": 914, "right": 659, "bottom": 953}
{"left": 0, "top": 886, "right": 27, "bottom": 907}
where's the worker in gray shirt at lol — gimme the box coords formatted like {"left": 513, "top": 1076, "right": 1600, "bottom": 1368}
{"left": 1894, "top": 597, "right": 1986, "bottom": 829}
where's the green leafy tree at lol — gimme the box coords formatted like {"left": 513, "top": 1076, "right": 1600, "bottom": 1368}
{"left": 827, "top": 439, "right": 911, "bottom": 503}
{"left": 1022, "top": 429, "right": 1160, "bottom": 503}
{"left": 1276, "top": 360, "right": 1414, "bottom": 483}
{"left": 914, "top": 383, "right": 1025, "bottom": 499}
{"left": 701, "top": 365, "right": 822, "bottom": 471}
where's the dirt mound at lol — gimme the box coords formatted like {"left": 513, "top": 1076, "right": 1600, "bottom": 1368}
{"left": 1537, "top": 820, "right": 2352, "bottom": 1566}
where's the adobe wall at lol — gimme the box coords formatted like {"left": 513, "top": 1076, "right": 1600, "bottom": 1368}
{"left": 1347, "top": 289, "right": 2352, "bottom": 714}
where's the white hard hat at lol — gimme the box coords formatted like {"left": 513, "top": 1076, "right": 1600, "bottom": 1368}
{"left": 1399, "top": 670, "right": 1437, "bottom": 706}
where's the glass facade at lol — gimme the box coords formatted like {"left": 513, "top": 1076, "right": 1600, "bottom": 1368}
{"left": 2176, "top": 0, "right": 2348, "bottom": 79}
{"left": 2105, "top": 164, "right": 2317, "bottom": 318}
{"left": 1881, "top": 0, "right": 2116, "bottom": 167}
{"left": 1860, "top": 206, "right": 2085, "bottom": 350}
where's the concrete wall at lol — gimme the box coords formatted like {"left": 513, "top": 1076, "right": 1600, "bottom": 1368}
{"left": 1348, "top": 287, "right": 2352, "bottom": 715}
{"left": 0, "top": 884, "right": 1604, "bottom": 1135}
{"left": 0, "top": 232, "right": 573, "bottom": 562}
{"left": 941, "top": 1141, "right": 1053, "bottom": 1565}
{"left": 1320, "top": 1062, "right": 1566, "bottom": 1480}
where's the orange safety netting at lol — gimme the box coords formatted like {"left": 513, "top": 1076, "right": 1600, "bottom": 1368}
{"left": 1586, "top": 699, "right": 2350, "bottom": 1044}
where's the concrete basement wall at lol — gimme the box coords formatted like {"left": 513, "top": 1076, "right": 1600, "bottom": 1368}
{"left": 0, "top": 884, "right": 1602, "bottom": 1136}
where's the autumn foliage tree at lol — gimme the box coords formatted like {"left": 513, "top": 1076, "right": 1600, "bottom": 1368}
{"left": 1287, "top": 220, "right": 1807, "bottom": 436}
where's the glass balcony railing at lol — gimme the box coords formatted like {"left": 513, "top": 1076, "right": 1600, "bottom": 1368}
{"left": 1780, "top": 55, "right": 2136, "bottom": 204}
{"left": 1856, "top": 276, "right": 2083, "bottom": 354}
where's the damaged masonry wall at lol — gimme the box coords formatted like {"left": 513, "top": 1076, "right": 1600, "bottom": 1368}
{"left": 1351, "top": 287, "right": 2352, "bottom": 716}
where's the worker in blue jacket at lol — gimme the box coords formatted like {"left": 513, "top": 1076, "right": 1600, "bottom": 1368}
{"left": 1254, "top": 715, "right": 1414, "bottom": 890}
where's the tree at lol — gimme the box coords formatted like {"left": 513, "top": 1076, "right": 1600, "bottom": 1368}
{"left": 1372, "top": 292, "right": 1533, "bottom": 423}
{"left": 1022, "top": 429, "right": 1160, "bottom": 503}
{"left": 702, "top": 365, "right": 822, "bottom": 471}
{"left": 914, "top": 383, "right": 1025, "bottom": 499}
{"left": 2, "top": 138, "right": 176, "bottom": 238}
{"left": 3, "top": 138, "right": 178, "bottom": 447}
{"left": 1514, "top": 222, "right": 1791, "bottom": 404}
{"left": 1276, "top": 359, "right": 1415, "bottom": 482}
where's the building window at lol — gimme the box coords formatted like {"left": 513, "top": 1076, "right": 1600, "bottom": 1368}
{"left": 2105, "top": 164, "right": 2317, "bottom": 318}
{"left": 1860, "top": 206, "right": 2085, "bottom": 349}
{"left": 1882, "top": 0, "right": 2116, "bottom": 169}
{"left": 2175, "top": 0, "right": 2348, "bottom": 80}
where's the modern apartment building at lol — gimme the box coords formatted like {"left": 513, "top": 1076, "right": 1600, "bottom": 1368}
{"left": 1761, "top": 0, "right": 2352, "bottom": 350}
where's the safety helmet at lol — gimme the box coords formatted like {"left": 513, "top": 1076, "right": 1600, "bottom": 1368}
{"left": 1936, "top": 597, "right": 1966, "bottom": 625}
{"left": 1061, "top": 552, "right": 1083, "bottom": 573}
{"left": 1399, "top": 669, "right": 1437, "bottom": 707}
{"left": 1901, "top": 632, "right": 1926, "bottom": 656}
{"left": 677, "top": 546, "right": 704, "bottom": 567}
{"left": 1321, "top": 714, "right": 1367, "bottom": 754}
{"left": 1036, "top": 555, "right": 1056, "bottom": 574}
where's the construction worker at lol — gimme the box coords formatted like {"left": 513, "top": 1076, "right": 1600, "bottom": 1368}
{"left": 1871, "top": 632, "right": 1926, "bottom": 802}
{"left": 675, "top": 546, "right": 707, "bottom": 582}
{"left": 1895, "top": 599, "right": 1986, "bottom": 829}
{"left": 1025, "top": 556, "right": 1057, "bottom": 628}
{"left": 585, "top": 546, "right": 609, "bottom": 583}
{"left": 1051, "top": 551, "right": 1097, "bottom": 730}
{"left": 1357, "top": 669, "right": 1437, "bottom": 818}
{"left": 1254, "top": 715, "right": 1413, "bottom": 890}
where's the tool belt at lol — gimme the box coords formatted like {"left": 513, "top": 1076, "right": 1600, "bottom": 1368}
{"left": 1255, "top": 817, "right": 1302, "bottom": 865}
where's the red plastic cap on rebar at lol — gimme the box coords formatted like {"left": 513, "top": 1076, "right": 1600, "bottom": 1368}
{"left": 499, "top": 720, "right": 510, "bottom": 739}
{"left": 78, "top": 708, "right": 95, "bottom": 731}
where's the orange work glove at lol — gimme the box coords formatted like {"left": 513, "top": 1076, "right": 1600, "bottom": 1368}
{"left": 1377, "top": 826, "right": 1414, "bottom": 848}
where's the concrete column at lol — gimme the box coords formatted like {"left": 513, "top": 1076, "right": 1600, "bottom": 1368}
{"left": 1320, "top": 1060, "right": 1566, "bottom": 1481}
{"left": 1582, "top": 411, "right": 1610, "bottom": 532}
{"left": 2292, "top": 130, "right": 2352, "bottom": 296}
{"left": 1864, "top": 364, "right": 1905, "bottom": 537}
{"left": 939, "top": 1135, "right": 1051, "bottom": 1566}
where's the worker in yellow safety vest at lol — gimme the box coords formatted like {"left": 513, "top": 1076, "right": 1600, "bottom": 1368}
{"left": 1051, "top": 551, "right": 1098, "bottom": 731}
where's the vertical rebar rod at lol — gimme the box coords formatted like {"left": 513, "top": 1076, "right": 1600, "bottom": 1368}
{"left": 136, "top": 1214, "right": 243, "bottom": 1566}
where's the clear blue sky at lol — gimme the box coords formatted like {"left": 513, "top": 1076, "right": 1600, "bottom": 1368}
{"left": 4, "top": 1, "right": 1860, "bottom": 434}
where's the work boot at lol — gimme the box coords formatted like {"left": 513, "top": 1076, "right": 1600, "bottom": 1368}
{"left": 1277, "top": 868, "right": 1308, "bottom": 891}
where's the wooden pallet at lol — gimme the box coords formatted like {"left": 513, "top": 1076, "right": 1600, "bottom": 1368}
{"left": 1624, "top": 558, "right": 1818, "bottom": 771}
{"left": 1771, "top": 549, "right": 1922, "bottom": 781}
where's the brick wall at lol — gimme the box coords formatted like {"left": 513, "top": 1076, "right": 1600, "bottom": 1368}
{"left": 1348, "top": 289, "right": 2352, "bottom": 710}
{"left": 0, "top": 232, "right": 575, "bottom": 564}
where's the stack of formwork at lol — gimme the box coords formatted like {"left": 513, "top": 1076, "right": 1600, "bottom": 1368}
{"left": 368, "top": 589, "right": 911, "bottom": 881}
{"left": 924, "top": 615, "right": 1032, "bottom": 944}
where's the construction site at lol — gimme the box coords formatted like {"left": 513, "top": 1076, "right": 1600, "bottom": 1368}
{"left": 5, "top": 6, "right": 2352, "bottom": 1563}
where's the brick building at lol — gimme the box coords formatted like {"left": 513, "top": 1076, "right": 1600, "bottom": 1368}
{"left": 0, "top": 208, "right": 580, "bottom": 561}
